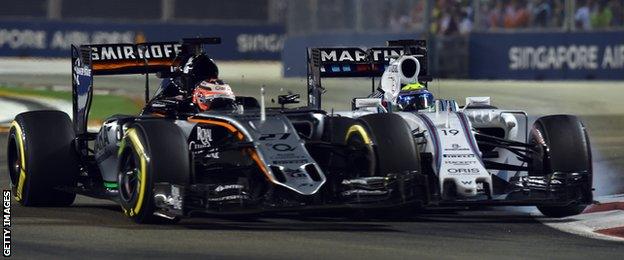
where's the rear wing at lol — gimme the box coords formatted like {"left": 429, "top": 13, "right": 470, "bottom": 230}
{"left": 306, "top": 39, "right": 431, "bottom": 109}
{"left": 71, "top": 37, "right": 220, "bottom": 137}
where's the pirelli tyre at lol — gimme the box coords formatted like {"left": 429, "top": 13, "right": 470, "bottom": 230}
{"left": 117, "top": 120, "right": 190, "bottom": 224}
{"left": 320, "top": 116, "right": 376, "bottom": 177}
{"left": 529, "top": 115, "right": 593, "bottom": 218}
{"left": 6, "top": 111, "right": 78, "bottom": 206}
{"left": 358, "top": 113, "right": 421, "bottom": 175}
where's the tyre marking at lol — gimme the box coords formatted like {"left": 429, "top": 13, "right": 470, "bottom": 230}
{"left": 10, "top": 121, "right": 26, "bottom": 202}
{"left": 345, "top": 125, "right": 372, "bottom": 145}
{"left": 125, "top": 128, "right": 148, "bottom": 217}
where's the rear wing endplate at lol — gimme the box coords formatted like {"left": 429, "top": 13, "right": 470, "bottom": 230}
{"left": 70, "top": 37, "right": 220, "bottom": 136}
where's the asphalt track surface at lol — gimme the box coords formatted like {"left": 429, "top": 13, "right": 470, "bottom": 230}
{"left": 2, "top": 66, "right": 624, "bottom": 258}
{"left": 1, "top": 132, "right": 624, "bottom": 260}
{"left": 2, "top": 103, "right": 624, "bottom": 259}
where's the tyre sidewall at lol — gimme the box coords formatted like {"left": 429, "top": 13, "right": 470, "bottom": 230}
{"left": 530, "top": 115, "right": 592, "bottom": 217}
{"left": 9, "top": 111, "right": 78, "bottom": 206}
{"left": 118, "top": 120, "right": 189, "bottom": 223}
{"left": 358, "top": 113, "right": 421, "bottom": 175}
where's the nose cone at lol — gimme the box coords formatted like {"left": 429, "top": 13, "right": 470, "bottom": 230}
{"left": 455, "top": 178, "right": 478, "bottom": 197}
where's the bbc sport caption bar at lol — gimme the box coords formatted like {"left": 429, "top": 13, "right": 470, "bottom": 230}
{"left": 3, "top": 190, "right": 11, "bottom": 257}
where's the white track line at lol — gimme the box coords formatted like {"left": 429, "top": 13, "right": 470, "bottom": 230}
{"left": 0, "top": 97, "right": 29, "bottom": 123}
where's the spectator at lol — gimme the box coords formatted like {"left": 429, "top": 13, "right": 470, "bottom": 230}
{"left": 459, "top": 10, "right": 473, "bottom": 34}
{"left": 409, "top": 1, "right": 426, "bottom": 31}
{"left": 608, "top": 0, "right": 623, "bottom": 27}
{"left": 389, "top": 10, "right": 412, "bottom": 32}
{"left": 532, "top": 0, "right": 551, "bottom": 27}
{"left": 504, "top": 0, "right": 530, "bottom": 28}
{"left": 429, "top": 0, "right": 444, "bottom": 34}
{"left": 488, "top": 0, "right": 505, "bottom": 28}
{"left": 575, "top": 0, "right": 592, "bottom": 30}
{"left": 550, "top": 0, "right": 565, "bottom": 27}
{"left": 591, "top": 0, "right": 613, "bottom": 28}
{"left": 438, "top": 8, "right": 459, "bottom": 35}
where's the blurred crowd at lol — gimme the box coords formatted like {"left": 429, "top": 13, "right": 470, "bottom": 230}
{"left": 476, "top": 0, "right": 564, "bottom": 30}
{"left": 574, "top": 0, "right": 624, "bottom": 29}
{"left": 387, "top": 0, "right": 624, "bottom": 35}
{"left": 429, "top": 0, "right": 475, "bottom": 35}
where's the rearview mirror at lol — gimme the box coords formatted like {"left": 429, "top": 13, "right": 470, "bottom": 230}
{"left": 278, "top": 94, "right": 300, "bottom": 107}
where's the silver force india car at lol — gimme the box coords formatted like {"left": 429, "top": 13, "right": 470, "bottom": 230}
{"left": 306, "top": 40, "right": 593, "bottom": 218}
{"left": 6, "top": 38, "right": 423, "bottom": 224}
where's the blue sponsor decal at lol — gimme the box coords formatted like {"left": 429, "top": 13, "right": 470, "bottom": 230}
{"left": 0, "top": 19, "right": 285, "bottom": 60}
{"left": 469, "top": 31, "right": 624, "bottom": 80}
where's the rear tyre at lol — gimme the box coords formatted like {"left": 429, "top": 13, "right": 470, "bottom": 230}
{"left": 6, "top": 111, "right": 78, "bottom": 206}
{"left": 529, "top": 115, "right": 592, "bottom": 218}
{"left": 358, "top": 113, "right": 421, "bottom": 175}
{"left": 117, "top": 120, "right": 190, "bottom": 224}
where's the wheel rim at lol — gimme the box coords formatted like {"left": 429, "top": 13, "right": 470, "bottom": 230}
{"left": 346, "top": 133, "right": 375, "bottom": 177}
{"left": 7, "top": 137, "right": 20, "bottom": 186}
{"left": 119, "top": 151, "right": 140, "bottom": 203}
{"left": 529, "top": 127, "right": 547, "bottom": 176}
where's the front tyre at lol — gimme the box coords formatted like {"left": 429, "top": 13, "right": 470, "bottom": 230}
{"left": 117, "top": 120, "right": 190, "bottom": 224}
{"left": 321, "top": 116, "right": 376, "bottom": 177}
{"left": 358, "top": 113, "right": 421, "bottom": 175}
{"left": 530, "top": 115, "right": 592, "bottom": 218}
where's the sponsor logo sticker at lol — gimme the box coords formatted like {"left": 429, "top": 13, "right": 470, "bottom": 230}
{"left": 444, "top": 160, "right": 476, "bottom": 165}
{"left": 272, "top": 143, "right": 295, "bottom": 152}
{"left": 189, "top": 126, "right": 219, "bottom": 158}
{"left": 447, "top": 168, "right": 481, "bottom": 174}
{"left": 444, "top": 143, "right": 469, "bottom": 151}
{"left": 271, "top": 159, "right": 308, "bottom": 164}
{"left": 442, "top": 154, "right": 476, "bottom": 158}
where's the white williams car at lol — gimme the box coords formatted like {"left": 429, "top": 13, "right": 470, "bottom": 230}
{"left": 305, "top": 39, "right": 593, "bottom": 218}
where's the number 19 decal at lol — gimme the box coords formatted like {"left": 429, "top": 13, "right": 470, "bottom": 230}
{"left": 441, "top": 129, "right": 459, "bottom": 136}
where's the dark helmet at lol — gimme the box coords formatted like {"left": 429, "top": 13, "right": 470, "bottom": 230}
{"left": 397, "top": 89, "right": 435, "bottom": 111}
{"left": 182, "top": 54, "right": 219, "bottom": 87}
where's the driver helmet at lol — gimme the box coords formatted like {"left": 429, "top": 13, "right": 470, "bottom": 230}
{"left": 397, "top": 89, "right": 435, "bottom": 111}
{"left": 182, "top": 54, "right": 219, "bottom": 88}
{"left": 192, "top": 79, "right": 236, "bottom": 111}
